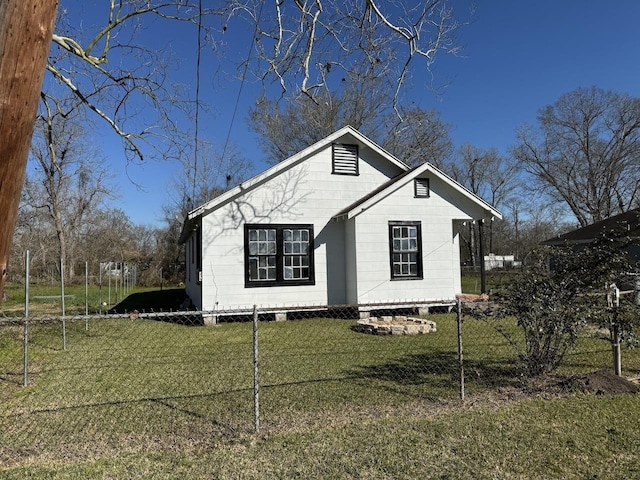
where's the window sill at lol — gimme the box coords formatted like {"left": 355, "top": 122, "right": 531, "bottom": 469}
{"left": 245, "top": 279, "right": 316, "bottom": 288}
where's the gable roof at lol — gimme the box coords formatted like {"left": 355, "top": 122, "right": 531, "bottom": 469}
{"left": 332, "top": 162, "right": 503, "bottom": 221}
{"left": 189, "top": 125, "right": 407, "bottom": 219}
{"left": 541, "top": 208, "right": 640, "bottom": 246}
{"left": 179, "top": 126, "right": 409, "bottom": 243}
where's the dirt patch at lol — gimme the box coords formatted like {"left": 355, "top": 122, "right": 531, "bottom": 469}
{"left": 557, "top": 370, "right": 640, "bottom": 395}
{"left": 473, "top": 370, "right": 640, "bottom": 403}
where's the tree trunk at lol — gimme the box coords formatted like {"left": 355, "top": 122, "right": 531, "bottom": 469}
{"left": 54, "top": 209, "right": 68, "bottom": 282}
{"left": 0, "top": 0, "right": 58, "bottom": 299}
{"left": 468, "top": 223, "right": 476, "bottom": 267}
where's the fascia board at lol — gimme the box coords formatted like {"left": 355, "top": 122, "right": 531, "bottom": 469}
{"left": 340, "top": 163, "right": 503, "bottom": 221}
{"left": 427, "top": 163, "right": 503, "bottom": 220}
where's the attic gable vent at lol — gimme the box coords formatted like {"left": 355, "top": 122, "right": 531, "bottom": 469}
{"left": 414, "top": 178, "right": 430, "bottom": 198}
{"left": 332, "top": 143, "right": 359, "bottom": 175}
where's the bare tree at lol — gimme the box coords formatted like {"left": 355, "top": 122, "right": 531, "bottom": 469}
{"left": 448, "top": 144, "right": 519, "bottom": 264}
{"left": 167, "top": 139, "right": 253, "bottom": 216}
{"left": 81, "top": 208, "right": 138, "bottom": 272}
{"left": 495, "top": 199, "right": 572, "bottom": 265}
{"left": 1, "top": 0, "right": 467, "bottom": 299}
{"left": 382, "top": 106, "right": 452, "bottom": 167}
{"left": 249, "top": 83, "right": 452, "bottom": 166}
{"left": 514, "top": 87, "right": 640, "bottom": 228}
{"left": 10, "top": 200, "right": 57, "bottom": 284}
{"left": 23, "top": 96, "right": 115, "bottom": 282}
{"left": 241, "top": 0, "right": 464, "bottom": 106}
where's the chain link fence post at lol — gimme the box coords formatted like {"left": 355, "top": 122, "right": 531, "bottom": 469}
{"left": 253, "top": 304, "right": 260, "bottom": 433}
{"left": 456, "top": 298, "right": 465, "bottom": 401}
{"left": 61, "top": 259, "right": 67, "bottom": 351}
{"left": 607, "top": 284, "right": 622, "bottom": 376}
{"left": 23, "top": 250, "right": 30, "bottom": 387}
{"left": 85, "top": 261, "right": 89, "bottom": 331}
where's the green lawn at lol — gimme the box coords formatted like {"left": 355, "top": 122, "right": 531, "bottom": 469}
{"left": 1, "top": 312, "right": 639, "bottom": 478}
{"left": 461, "top": 270, "right": 517, "bottom": 295}
{"left": 0, "top": 283, "right": 184, "bottom": 317}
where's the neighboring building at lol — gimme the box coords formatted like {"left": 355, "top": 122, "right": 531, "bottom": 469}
{"left": 179, "top": 126, "right": 502, "bottom": 318}
{"left": 541, "top": 208, "right": 640, "bottom": 247}
{"left": 484, "top": 254, "right": 517, "bottom": 271}
{"left": 541, "top": 208, "right": 640, "bottom": 268}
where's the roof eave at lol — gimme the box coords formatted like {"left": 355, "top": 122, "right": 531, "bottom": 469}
{"left": 332, "top": 162, "right": 503, "bottom": 221}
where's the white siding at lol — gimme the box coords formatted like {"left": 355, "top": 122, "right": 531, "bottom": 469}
{"left": 352, "top": 175, "right": 489, "bottom": 303}
{"left": 190, "top": 127, "right": 498, "bottom": 311}
{"left": 344, "top": 218, "right": 358, "bottom": 304}
{"left": 198, "top": 141, "right": 403, "bottom": 310}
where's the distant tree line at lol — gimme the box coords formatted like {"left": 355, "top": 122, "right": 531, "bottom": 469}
{"left": 12, "top": 84, "right": 640, "bottom": 286}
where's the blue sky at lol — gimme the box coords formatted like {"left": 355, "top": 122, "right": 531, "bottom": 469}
{"left": 48, "top": 1, "right": 640, "bottom": 227}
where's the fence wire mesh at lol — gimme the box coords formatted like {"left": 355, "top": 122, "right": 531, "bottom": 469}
{"left": 1, "top": 299, "right": 639, "bottom": 468}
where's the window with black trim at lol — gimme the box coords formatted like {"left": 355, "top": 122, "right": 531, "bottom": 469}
{"left": 245, "top": 224, "right": 315, "bottom": 287}
{"left": 414, "top": 178, "right": 430, "bottom": 198}
{"left": 332, "top": 143, "right": 359, "bottom": 175}
{"left": 389, "top": 221, "right": 423, "bottom": 280}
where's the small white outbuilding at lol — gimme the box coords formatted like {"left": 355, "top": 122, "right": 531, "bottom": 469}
{"left": 179, "top": 126, "right": 501, "bottom": 314}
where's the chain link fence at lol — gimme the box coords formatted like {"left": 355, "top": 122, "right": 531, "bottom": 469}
{"left": 2, "top": 299, "right": 639, "bottom": 468}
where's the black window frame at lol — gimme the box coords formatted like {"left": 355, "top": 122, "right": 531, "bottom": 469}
{"left": 388, "top": 221, "right": 423, "bottom": 280}
{"left": 332, "top": 143, "right": 359, "bottom": 176}
{"left": 244, "top": 224, "right": 315, "bottom": 287}
{"left": 196, "top": 225, "right": 202, "bottom": 271}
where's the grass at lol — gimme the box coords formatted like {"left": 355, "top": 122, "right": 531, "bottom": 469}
{"left": 2, "top": 395, "right": 640, "bottom": 478}
{"left": 1, "top": 298, "right": 640, "bottom": 477}
{"left": 461, "top": 270, "right": 517, "bottom": 295}
{"left": 0, "top": 284, "right": 184, "bottom": 317}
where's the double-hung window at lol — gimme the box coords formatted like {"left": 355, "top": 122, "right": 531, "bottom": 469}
{"left": 245, "top": 224, "right": 315, "bottom": 287}
{"left": 389, "top": 221, "right": 423, "bottom": 280}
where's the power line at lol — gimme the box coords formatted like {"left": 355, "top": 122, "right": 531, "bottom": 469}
{"left": 220, "top": 2, "right": 265, "bottom": 174}
{"left": 191, "top": 0, "right": 203, "bottom": 210}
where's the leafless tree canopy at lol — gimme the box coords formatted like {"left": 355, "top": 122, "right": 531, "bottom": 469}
{"left": 514, "top": 87, "right": 640, "bottom": 227}
{"left": 47, "top": 2, "right": 221, "bottom": 163}
{"left": 237, "top": 0, "right": 464, "bottom": 104}
{"left": 382, "top": 106, "right": 452, "bottom": 167}
{"left": 44, "top": 0, "right": 466, "bottom": 164}
{"left": 24, "top": 95, "right": 115, "bottom": 281}
{"left": 449, "top": 144, "right": 519, "bottom": 208}
{"left": 446, "top": 144, "right": 519, "bottom": 265}
{"left": 249, "top": 79, "right": 453, "bottom": 167}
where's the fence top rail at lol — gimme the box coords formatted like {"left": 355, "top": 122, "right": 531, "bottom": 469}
{"left": 0, "top": 299, "right": 460, "bottom": 323}
{"left": 206, "top": 300, "right": 458, "bottom": 315}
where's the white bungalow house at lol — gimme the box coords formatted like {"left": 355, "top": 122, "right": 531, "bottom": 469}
{"left": 179, "top": 126, "right": 501, "bottom": 319}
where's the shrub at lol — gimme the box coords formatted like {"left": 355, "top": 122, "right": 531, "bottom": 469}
{"left": 475, "top": 229, "right": 639, "bottom": 376}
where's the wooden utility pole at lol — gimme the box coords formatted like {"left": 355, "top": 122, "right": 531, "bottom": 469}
{"left": 0, "top": 0, "right": 58, "bottom": 299}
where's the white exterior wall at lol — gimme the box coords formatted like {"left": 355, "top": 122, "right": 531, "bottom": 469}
{"left": 197, "top": 142, "right": 403, "bottom": 310}
{"left": 344, "top": 218, "right": 358, "bottom": 305}
{"left": 352, "top": 175, "right": 490, "bottom": 304}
